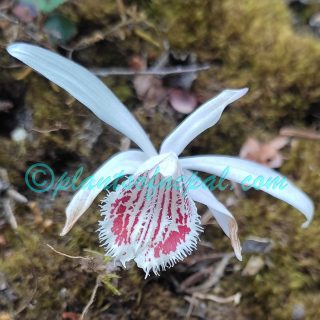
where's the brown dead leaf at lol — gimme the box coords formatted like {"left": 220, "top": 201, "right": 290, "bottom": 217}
{"left": 133, "top": 75, "right": 167, "bottom": 108}
{"left": 130, "top": 51, "right": 204, "bottom": 112}
{"left": 42, "top": 218, "right": 53, "bottom": 229}
{"left": 128, "top": 55, "right": 146, "bottom": 71}
{"left": 0, "top": 313, "right": 11, "bottom": 320}
{"left": 12, "top": 3, "right": 37, "bottom": 23}
{"left": 0, "top": 235, "right": 7, "bottom": 247}
{"left": 240, "top": 136, "right": 289, "bottom": 168}
{"left": 168, "top": 88, "right": 197, "bottom": 114}
{"left": 0, "top": 19, "right": 11, "bottom": 30}
{"left": 0, "top": 100, "right": 13, "bottom": 112}
{"left": 280, "top": 127, "right": 320, "bottom": 140}
{"left": 62, "top": 312, "right": 80, "bottom": 320}
{"left": 28, "top": 201, "right": 43, "bottom": 224}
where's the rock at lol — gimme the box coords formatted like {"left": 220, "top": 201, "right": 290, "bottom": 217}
{"left": 242, "top": 236, "right": 273, "bottom": 254}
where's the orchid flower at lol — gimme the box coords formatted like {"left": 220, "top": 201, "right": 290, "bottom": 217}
{"left": 7, "top": 43, "right": 314, "bottom": 276}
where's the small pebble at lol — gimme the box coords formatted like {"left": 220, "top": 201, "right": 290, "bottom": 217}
{"left": 10, "top": 127, "right": 27, "bottom": 142}
{"left": 309, "top": 12, "right": 320, "bottom": 36}
{"left": 292, "top": 303, "right": 305, "bottom": 320}
{"left": 242, "top": 236, "right": 273, "bottom": 254}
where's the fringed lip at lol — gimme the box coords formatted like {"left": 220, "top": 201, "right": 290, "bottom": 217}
{"left": 98, "top": 170, "right": 202, "bottom": 277}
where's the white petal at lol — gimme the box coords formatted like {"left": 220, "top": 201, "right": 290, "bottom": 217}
{"left": 61, "top": 150, "right": 147, "bottom": 236}
{"left": 183, "top": 169, "right": 242, "bottom": 260}
{"left": 7, "top": 43, "right": 157, "bottom": 157}
{"left": 180, "top": 156, "right": 314, "bottom": 227}
{"left": 160, "top": 89, "right": 248, "bottom": 155}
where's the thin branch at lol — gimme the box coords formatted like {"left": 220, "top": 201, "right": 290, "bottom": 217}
{"left": 183, "top": 252, "right": 230, "bottom": 266}
{"left": 31, "top": 126, "right": 67, "bottom": 133}
{"left": 3, "top": 199, "right": 17, "bottom": 229}
{"left": 63, "top": 18, "right": 144, "bottom": 53}
{"left": 80, "top": 277, "right": 101, "bottom": 320}
{"left": 0, "top": 12, "right": 19, "bottom": 24}
{"left": 46, "top": 244, "right": 91, "bottom": 260}
{"left": 280, "top": 127, "right": 320, "bottom": 140}
{"left": 191, "top": 292, "right": 241, "bottom": 304}
{"left": 185, "top": 295, "right": 197, "bottom": 320}
{"left": 90, "top": 64, "right": 210, "bottom": 77}
{"left": 180, "top": 267, "right": 214, "bottom": 291}
{"left": 7, "top": 189, "right": 28, "bottom": 203}
{"left": 186, "top": 253, "right": 234, "bottom": 293}
{"left": 116, "top": 0, "right": 127, "bottom": 22}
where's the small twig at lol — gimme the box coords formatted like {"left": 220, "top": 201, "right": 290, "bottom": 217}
{"left": 80, "top": 276, "right": 101, "bottom": 320}
{"left": 186, "top": 253, "right": 234, "bottom": 293}
{"left": 201, "top": 210, "right": 215, "bottom": 225}
{"left": 0, "top": 11, "right": 19, "bottom": 24}
{"left": 7, "top": 189, "right": 27, "bottom": 203}
{"left": 46, "top": 244, "right": 91, "bottom": 260}
{"left": 31, "top": 126, "right": 67, "bottom": 133}
{"left": 3, "top": 199, "right": 17, "bottom": 229}
{"left": 90, "top": 64, "right": 210, "bottom": 77}
{"left": 91, "top": 303, "right": 112, "bottom": 318}
{"left": 0, "top": 168, "right": 28, "bottom": 229}
{"left": 191, "top": 292, "right": 241, "bottom": 304}
{"left": 198, "top": 240, "right": 215, "bottom": 249}
{"left": 134, "top": 28, "right": 161, "bottom": 48}
{"left": 180, "top": 267, "right": 214, "bottom": 291}
{"left": 183, "top": 252, "right": 227, "bottom": 266}
{"left": 280, "top": 127, "right": 320, "bottom": 140}
{"left": 116, "top": 0, "right": 127, "bottom": 22}
{"left": 185, "top": 295, "right": 197, "bottom": 320}
{"left": 63, "top": 18, "right": 144, "bottom": 53}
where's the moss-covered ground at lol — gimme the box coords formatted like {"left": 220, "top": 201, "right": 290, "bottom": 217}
{"left": 0, "top": 0, "right": 319, "bottom": 319}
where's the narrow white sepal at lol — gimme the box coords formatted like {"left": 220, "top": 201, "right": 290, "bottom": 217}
{"left": 7, "top": 43, "right": 157, "bottom": 157}
{"left": 61, "top": 150, "right": 147, "bottom": 236}
{"left": 180, "top": 156, "right": 314, "bottom": 227}
{"left": 183, "top": 169, "right": 242, "bottom": 260}
{"left": 160, "top": 88, "right": 248, "bottom": 155}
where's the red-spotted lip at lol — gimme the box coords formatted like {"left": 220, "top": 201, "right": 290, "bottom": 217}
{"left": 98, "top": 171, "right": 202, "bottom": 276}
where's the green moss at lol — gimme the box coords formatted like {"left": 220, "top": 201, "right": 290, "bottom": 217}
{"left": 147, "top": 0, "right": 320, "bottom": 139}
{"left": 2, "top": 227, "right": 72, "bottom": 318}
{"left": 25, "top": 76, "right": 82, "bottom": 149}
{"left": 60, "top": 0, "right": 117, "bottom": 22}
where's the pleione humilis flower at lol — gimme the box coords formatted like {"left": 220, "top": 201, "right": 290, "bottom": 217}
{"left": 7, "top": 43, "right": 314, "bottom": 276}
